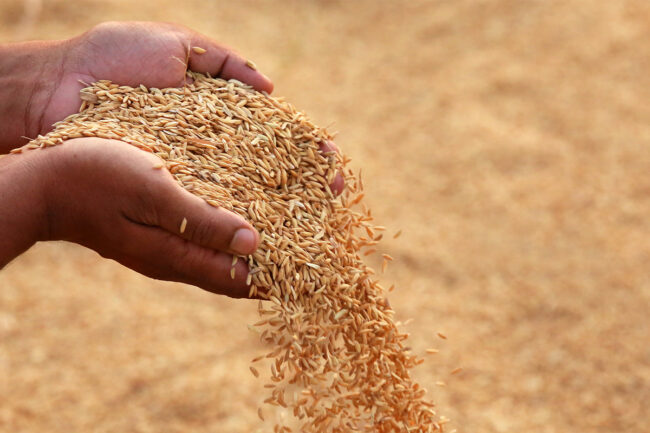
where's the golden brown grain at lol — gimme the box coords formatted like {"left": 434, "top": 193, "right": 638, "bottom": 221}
{"left": 24, "top": 72, "right": 443, "bottom": 432}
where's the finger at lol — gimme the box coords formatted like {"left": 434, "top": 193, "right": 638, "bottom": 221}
{"left": 118, "top": 222, "right": 252, "bottom": 298}
{"left": 186, "top": 33, "right": 273, "bottom": 93}
{"left": 150, "top": 177, "right": 260, "bottom": 256}
{"left": 319, "top": 140, "right": 345, "bottom": 196}
{"left": 320, "top": 140, "right": 339, "bottom": 154}
{"left": 329, "top": 173, "right": 345, "bottom": 196}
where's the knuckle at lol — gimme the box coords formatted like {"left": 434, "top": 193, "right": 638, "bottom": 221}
{"left": 187, "top": 218, "right": 220, "bottom": 248}
{"left": 87, "top": 21, "right": 121, "bottom": 37}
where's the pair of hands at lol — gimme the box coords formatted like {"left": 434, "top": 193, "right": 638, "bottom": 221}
{"left": 0, "top": 22, "right": 341, "bottom": 298}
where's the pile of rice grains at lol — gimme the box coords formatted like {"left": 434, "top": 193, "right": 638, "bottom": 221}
{"left": 19, "top": 69, "right": 448, "bottom": 432}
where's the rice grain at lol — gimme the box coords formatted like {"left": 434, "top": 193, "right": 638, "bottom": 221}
{"left": 24, "top": 72, "right": 445, "bottom": 433}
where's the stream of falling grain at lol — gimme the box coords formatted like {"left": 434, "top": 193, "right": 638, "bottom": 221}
{"left": 21, "top": 72, "right": 444, "bottom": 433}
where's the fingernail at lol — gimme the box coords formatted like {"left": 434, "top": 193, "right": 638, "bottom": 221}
{"left": 230, "top": 228, "right": 256, "bottom": 254}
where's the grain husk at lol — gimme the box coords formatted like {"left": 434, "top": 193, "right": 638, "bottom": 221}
{"left": 22, "top": 72, "right": 443, "bottom": 432}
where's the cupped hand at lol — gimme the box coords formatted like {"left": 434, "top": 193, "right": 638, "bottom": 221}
{"left": 40, "top": 137, "right": 257, "bottom": 298}
{"left": 43, "top": 21, "right": 274, "bottom": 133}
{"left": 39, "top": 22, "right": 344, "bottom": 193}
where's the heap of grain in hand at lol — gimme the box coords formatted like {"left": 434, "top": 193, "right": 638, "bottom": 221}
{"left": 22, "top": 72, "right": 444, "bottom": 432}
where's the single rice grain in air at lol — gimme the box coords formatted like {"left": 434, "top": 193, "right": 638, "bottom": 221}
{"left": 20, "top": 71, "right": 445, "bottom": 432}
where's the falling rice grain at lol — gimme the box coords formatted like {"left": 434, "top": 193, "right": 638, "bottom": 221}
{"left": 24, "top": 72, "right": 444, "bottom": 433}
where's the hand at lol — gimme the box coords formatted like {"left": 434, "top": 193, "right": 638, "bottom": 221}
{"left": 0, "top": 21, "right": 272, "bottom": 152}
{"left": 0, "top": 22, "right": 344, "bottom": 290}
{"left": 44, "top": 21, "right": 344, "bottom": 194}
{"left": 43, "top": 21, "right": 274, "bottom": 136}
{"left": 0, "top": 21, "right": 344, "bottom": 192}
{"left": 38, "top": 138, "right": 258, "bottom": 298}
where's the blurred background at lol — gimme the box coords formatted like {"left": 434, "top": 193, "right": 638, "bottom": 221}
{"left": 1, "top": 0, "right": 649, "bottom": 432}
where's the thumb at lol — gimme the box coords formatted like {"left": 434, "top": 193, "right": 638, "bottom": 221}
{"left": 118, "top": 222, "right": 252, "bottom": 298}
{"left": 147, "top": 173, "right": 259, "bottom": 256}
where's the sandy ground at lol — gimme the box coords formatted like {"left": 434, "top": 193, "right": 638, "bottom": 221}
{"left": 1, "top": 1, "right": 649, "bottom": 432}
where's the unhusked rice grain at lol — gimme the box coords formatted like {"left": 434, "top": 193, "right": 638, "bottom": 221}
{"left": 22, "top": 72, "right": 444, "bottom": 432}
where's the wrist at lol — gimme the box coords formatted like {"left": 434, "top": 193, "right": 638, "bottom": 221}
{"left": 0, "top": 39, "right": 67, "bottom": 154}
{"left": 0, "top": 149, "right": 51, "bottom": 268}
